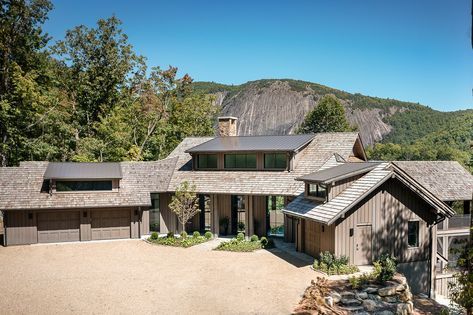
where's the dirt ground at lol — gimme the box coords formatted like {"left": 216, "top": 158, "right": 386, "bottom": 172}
{"left": 0, "top": 239, "right": 315, "bottom": 315}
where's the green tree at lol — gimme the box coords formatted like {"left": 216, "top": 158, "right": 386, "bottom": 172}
{"left": 298, "top": 94, "right": 354, "bottom": 134}
{"left": 0, "top": 0, "right": 54, "bottom": 166}
{"left": 168, "top": 181, "right": 200, "bottom": 232}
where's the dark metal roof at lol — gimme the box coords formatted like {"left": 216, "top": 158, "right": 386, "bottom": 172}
{"left": 297, "top": 162, "right": 380, "bottom": 184}
{"left": 44, "top": 162, "right": 123, "bottom": 180}
{"left": 185, "top": 134, "right": 315, "bottom": 153}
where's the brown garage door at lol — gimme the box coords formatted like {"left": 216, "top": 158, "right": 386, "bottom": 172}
{"left": 37, "top": 211, "right": 80, "bottom": 243}
{"left": 91, "top": 209, "right": 131, "bottom": 240}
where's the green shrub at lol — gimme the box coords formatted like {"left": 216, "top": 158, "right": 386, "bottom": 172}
{"left": 374, "top": 254, "right": 397, "bottom": 282}
{"left": 237, "top": 232, "right": 245, "bottom": 241}
{"left": 349, "top": 275, "right": 361, "bottom": 289}
{"left": 204, "top": 231, "right": 213, "bottom": 239}
{"left": 192, "top": 231, "right": 200, "bottom": 238}
{"left": 180, "top": 231, "right": 188, "bottom": 239}
{"left": 150, "top": 232, "right": 159, "bottom": 240}
{"left": 260, "top": 237, "right": 268, "bottom": 247}
{"left": 250, "top": 235, "right": 259, "bottom": 242}
{"left": 265, "top": 238, "right": 275, "bottom": 249}
{"left": 312, "top": 252, "right": 359, "bottom": 275}
{"left": 167, "top": 231, "right": 175, "bottom": 238}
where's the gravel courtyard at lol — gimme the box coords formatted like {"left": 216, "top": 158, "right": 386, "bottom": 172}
{"left": 0, "top": 239, "right": 314, "bottom": 314}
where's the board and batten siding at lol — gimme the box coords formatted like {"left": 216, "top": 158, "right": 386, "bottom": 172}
{"left": 329, "top": 174, "right": 364, "bottom": 200}
{"left": 303, "top": 220, "right": 335, "bottom": 257}
{"left": 4, "top": 210, "right": 38, "bottom": 245}
{"left": 334, "top": 177, "right": 435, "bottom": 265}
{"left": 159, "top": 193, "right": 178, "bottom": 233}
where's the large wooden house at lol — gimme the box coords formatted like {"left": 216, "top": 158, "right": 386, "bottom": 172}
{"left": 0, "top": 117, "right": 471, "bottom": 299}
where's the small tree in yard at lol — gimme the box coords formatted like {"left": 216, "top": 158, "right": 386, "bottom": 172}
{"left": 169, "top": 181, "right": 200, "bottom": 233}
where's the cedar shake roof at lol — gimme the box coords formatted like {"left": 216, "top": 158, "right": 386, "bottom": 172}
{"left": 0, "top": 158, "right": 178, "bottom": 210}
{"left": 167, "top": 133, "right": 364, "bottom": 195}
{"left": 393, "top": 161, "right": 473, "bottom": 201}
{"left": 283, "top": 162, "right": 455, "bottom": 225}
{"left": 185, "top": 134, "right": 315, "bottom": 153}
{"left": 297, "top": 162, "right": 380, "bottom": 184}
{"left": 44, "top": 162, "right": 123, "bottom": 179}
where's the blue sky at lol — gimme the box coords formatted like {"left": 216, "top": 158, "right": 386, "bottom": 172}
{"left": 44, "top": 0, "right": 472, "bottom": 111}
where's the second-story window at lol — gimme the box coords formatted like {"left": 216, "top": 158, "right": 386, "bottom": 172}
{"left": 264, "top": 153, "right": 287, "bottom": 169}
{"left": 197, "top": 154, "right": 217, "bottom": 169}
{"left": 308, "top": 183, "right": 327, "bottom": 199}
{"left": 224, "top": 154, "right": 257, "bottom": 169}
{"left": 56, "top": 180, "right": 113, "bottom": 191}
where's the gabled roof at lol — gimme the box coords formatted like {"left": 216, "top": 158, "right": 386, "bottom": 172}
{"left": 185, "top": 134, "right": 315, "bottom": 153}
{"left": 393, "top": 161, "right": 473, "bottom": 201}
{"left": 0, "top": 158, "right": 178, "bottom": 210}
{"left": 44, "top": 162, "right": 122, "bottom": 179}
{"left": 167, "top": 133, "right": 364, "bottom": 195}
{"left": 297, "top": 162, "right": 379, "bottom": 184}
{"left": 283, "top": 162, "right": 455, "bottom": 225}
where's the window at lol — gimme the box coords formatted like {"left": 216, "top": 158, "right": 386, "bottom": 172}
{"left": 224, "top": 154, "right": 256, "bottom": 169}
{"left": 267, "top": 196, "right": 285, "bottom": 236}
{"left": 149, "top": 194, "right": 160, "bottom": 232}
{"left": 408, "top": 221, "right": 419, "bottom": 247}
{"left": 197, "top": 154, "right": 217, "bottom": 169}
{"left": 264, "top": 153, "right": 287, "bottom": 169}
{"left": 200, "top": 195, "right": 211, "bottom": 231}
{"left": 56, "top": 180, "right": 113, "bottom": 191}
{"left": 308, "top": 183, "right": 327, "bottom": 199}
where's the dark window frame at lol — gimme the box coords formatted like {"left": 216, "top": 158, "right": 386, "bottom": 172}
{"left": 55, "top": 180, "right": 113, "bottom": 192}
{"left": 408, "top": 221, "right": 419, "bottom": 248}
{"left": 307, "top": 183, "right": 327, "bottom": 200}
{"left": 197, "top": 154, "right": 218, "bottom": 169}
{"left": 224, "top": 153, "right": 257, "bottom": 169}
{"left": 264, "top": 153, "right": 287, "bottom": 170}
{"left": 149, "top": 194, "right": 160, "bottom": 232}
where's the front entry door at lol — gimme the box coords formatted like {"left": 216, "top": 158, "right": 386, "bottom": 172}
{"left": 354, "top": 225, "right": 372, "bottom": 265}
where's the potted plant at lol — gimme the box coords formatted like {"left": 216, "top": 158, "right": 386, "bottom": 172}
{"left": 238, "top": 221, "right": 245, "bottom": 232}
{"left": 219, "top": 217, "right": 229, "bottom": 235}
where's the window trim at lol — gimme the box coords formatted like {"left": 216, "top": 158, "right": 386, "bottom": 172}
{"left": 264, "top": 153, "right": 287, "bottom": 170}
{"left": 196, "top": 154, "right": 218, "bottom": 169}
{"left": 407, "top": 220, "right": 420, "bottom": 248}
{"left": 224, "top": 153, "right": 257, "bottom": 169}
{"left": 54, "top": 180, "right": 115, "bottom": 193}
{"left": 306, "top": 183, "right": 328, "bottom": 201}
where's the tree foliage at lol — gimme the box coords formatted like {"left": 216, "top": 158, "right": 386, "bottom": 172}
{"left": 0, "top": 4, "right": 219, "bottom": 165}
{"left": 298, "top": 94, "right": 354, "bottom": 134}
{"left": 168, "top": 181, "right": 200, "bottom": 232}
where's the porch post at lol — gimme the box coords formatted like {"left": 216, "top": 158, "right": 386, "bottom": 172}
{"left": 430, "top": 224, "right": 437, "bottom": 298}
{"left": 245, "top": 195, "right": 250, "bottom": 238}
{"left": 211, "top": 195, "right": 219, "bottom": 237}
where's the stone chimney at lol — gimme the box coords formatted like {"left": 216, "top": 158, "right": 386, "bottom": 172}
{"left": 217, "top": 116, "right": 238, "bottom": 137}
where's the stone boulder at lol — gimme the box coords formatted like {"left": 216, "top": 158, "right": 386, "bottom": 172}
{"left": 378, "top": 286, "right": 398, "bottom": 297}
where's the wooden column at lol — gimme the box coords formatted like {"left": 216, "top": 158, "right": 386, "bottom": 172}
{"left": 429, "top": 225, "right": 437, "bottom": 298}
{"left": 248, "top": 196, "right": 254, "bottom": 236}
{"left": 212, "top": 195, "right": 219, "bottom": 236}
{"left": 245, "top": 195, "right": 250, "bottom": 238}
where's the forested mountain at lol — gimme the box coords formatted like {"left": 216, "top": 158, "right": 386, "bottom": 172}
{"left": 194, "top": 80, "right": 473, "bottom": 169}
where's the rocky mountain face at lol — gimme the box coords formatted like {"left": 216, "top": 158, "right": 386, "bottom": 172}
{"left": 204, "top": 80, "right": 404, "bottom": 146}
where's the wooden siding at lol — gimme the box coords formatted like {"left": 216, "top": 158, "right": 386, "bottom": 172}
{"left": 334, "top": 177, "right": 435, "bottom": 265}
{"left": 284, "top": 214, "right": 296, "bottom": 243}
{"left": 303, "top": 220, "right": 335, "bottom": 257}
{"left": 159, "top": 193, "right": 178, "bottom": 233}
{"left": 4, "top": 210, "right": 37, "bottom": 245}
{"left": 140, "top": 209, "right": 150, "bottom": 236}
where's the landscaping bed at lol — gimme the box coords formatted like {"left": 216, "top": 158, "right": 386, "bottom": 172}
{"left": 148, "top": 231, "right": 213, "bottom": 248}
{"left": 312, "top": 251, "right": 359, "bottom": 276}
{"left": 214, "top": 233, "right": 274, "bottom": 252}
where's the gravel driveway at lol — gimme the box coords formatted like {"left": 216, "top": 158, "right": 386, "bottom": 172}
{"left": 0, "top": 239, "right": 314, "bottom": 314}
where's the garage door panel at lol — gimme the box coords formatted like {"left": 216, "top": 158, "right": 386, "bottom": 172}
{"left": 37, "top": 211, "right": 80, "bottom": 243}
{"left": 91, "top": 209, "right": 130, "bottom": 240}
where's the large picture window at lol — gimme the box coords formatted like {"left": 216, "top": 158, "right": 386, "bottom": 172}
{"left": 56, "top": 180, "right": 113, "bottom": 191}
{"left": 197, "top": 154, "right": 217, "bottom": 169}
{"left": 149, "top": 194, "right": 160, "bottom": 232}
{"left": 224, "top": 154, "right": 256, "bottom": 169}
{"left": 264, "top": 153, "right": 287, "bottom": 169}
{"left": 408, "top": 221, "right": 419, "bottom": 247}
{"left": 308, "top": 183, "right": 327, "bottom": 199}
